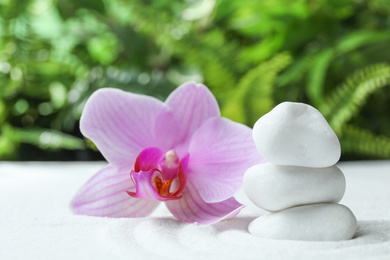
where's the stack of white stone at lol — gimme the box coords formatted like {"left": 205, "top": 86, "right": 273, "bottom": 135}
{"left": 244, "top": 102, "right": 357, "bottom": 241}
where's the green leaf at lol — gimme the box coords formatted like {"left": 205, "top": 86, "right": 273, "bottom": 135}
{"left": 320, "top": 63, "right": 390, "bottom": 133}
{"left": 239, "top": 33, "right": 286, "bottom": 64}
{"left": 57, "top": 0, "right": 106, "bottom": 20}
{"left": 85, "top": 138, "right": 98, "bottom": 151}
{"left": 341, "top": 124, "right": 390, "bottom": 158}
{"left": 222, "top": 52, "right": 292, "bottom": 125}
{"left": 87, "top": 33, "right": 119, "bottom": 64}
{"left": 0, "top": 124, "right": 18, "bottom": 159}
{"left": 336, "top": 30, "right": 390, "bottom": 54}
{"left": 306, "top": 49, "right": 334, "bottom": 106}
{"left": 49, "top": 81, "right": 67, "bottom": 109}
{"left": 0, "top": 99, "right": 6, "bottom": 124}
{"left": 13, "top": 128, "right": 86, "bottom": 150}
{"left": 276, "top": 54, "right": 312, "bottom": 87}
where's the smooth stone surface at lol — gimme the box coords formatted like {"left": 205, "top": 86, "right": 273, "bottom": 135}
{"left": 253, "top": 102, "right": 341, "bottom": 168}
{"left": 244, "top": 163, "right": 346, "bottom": 211}
{"left": 249, "top": 203, "right": 357, "bottom": 241}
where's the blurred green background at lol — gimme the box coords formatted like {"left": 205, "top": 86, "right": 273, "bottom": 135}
{"left": 1, "top": 0, "right": 390, "bottom": 161}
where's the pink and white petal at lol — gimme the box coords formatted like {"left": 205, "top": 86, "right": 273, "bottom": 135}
{"left": 80, "top": 88, "right": 179, "bottom": 170}
{"left": 165, "top": 82, "right": 220, "bottom": 156}
{"left": 134, "top": 147, "right": 164, "bottom": 172}
{"left": 165, "top": 181, "right": 244, "bottom": 225}
{"left": 153, "top": 109, "right": 182, "bottom": 152}
{"left": 185, "top": 176, "right": 238, "bottom": 205}
{"left": 188, "top": 117, "right": 265, "bottom": 203}
{"left": 171, "top": 154, "right": 189, "bottom": 196}
{"left": 71, "top": 164, "right": 159, "bottom": 217}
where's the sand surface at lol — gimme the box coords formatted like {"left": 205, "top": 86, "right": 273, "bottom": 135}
{"left": 1, "top": 161, "right": 390, "bottom": 259}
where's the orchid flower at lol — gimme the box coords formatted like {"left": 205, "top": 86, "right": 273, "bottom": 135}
{"left": 71, "top": 82, "right": 264, "bottom": 224}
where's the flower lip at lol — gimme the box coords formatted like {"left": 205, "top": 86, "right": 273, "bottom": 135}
{"left": 127, "top": 147, "right": 189, "bottom": 201}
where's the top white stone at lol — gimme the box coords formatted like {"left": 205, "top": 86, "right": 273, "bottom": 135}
{"left": 253, "top": 102, "right": 341, "bottom": 168}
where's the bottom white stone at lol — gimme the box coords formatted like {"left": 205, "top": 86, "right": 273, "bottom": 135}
{"left": 248, "top": 203, "right": 357, "bottom": 241}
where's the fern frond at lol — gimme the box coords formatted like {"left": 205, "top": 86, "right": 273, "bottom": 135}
{"left": 222, "top": 52, "right": 292, "bottom": 125}
{"left": 276, "top": 53, "right": 312, "bottom": 87}
{"left": 320, "top": 63, "right": 390, "bottom": 133}
{"left": 336, "top": 30, "right": 390, "bottom": 54}
{"left": 340, "top": 124, "right": 390, "bottom": 158}
{"left": 131, "top": 3, "right": 238, "bottom": 96}
{"left": 184, "top": 46, "right": 237, "bottom": 98}
{"left": 306, "top": 49, "right": 334, "bottom": 106}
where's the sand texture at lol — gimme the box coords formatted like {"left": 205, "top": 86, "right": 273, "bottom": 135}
{"left": 1, "top": 161, "right": 390, "bottom": 260}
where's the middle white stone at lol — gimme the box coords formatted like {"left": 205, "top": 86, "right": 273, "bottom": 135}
{"left": 244, "top": 163, "right": 346, "bottom": 212}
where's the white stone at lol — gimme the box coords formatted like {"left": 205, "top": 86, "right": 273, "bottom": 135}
{"left": 252, "top": 102, "right": 341, "bottom": 168}
{"left": 244, "top": 163, "right": 346, "bottom": 212}
{"left": 248, "top": 203, "right": 357, "bottom": 241}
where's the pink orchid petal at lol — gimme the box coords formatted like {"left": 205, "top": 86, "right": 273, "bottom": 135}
{"left": 171, "top": 154, "right": 189, "bottom": 196}
{"left": 71, "top": 164, "right": 159, "bottom": 217}
{"left": 165, "top": 82, "right": 220, "bottom": 156}
{"left": 165, "top": 181, "right": 244, "bottom": 225}
{"left": 134, "top": 147, "right": 164, "bottom": 172}
{"left": 188, "top": 117, "right": 265, "bottom": 203}
{"left": 80, "top": 88, "right": 179, "bottom": 170}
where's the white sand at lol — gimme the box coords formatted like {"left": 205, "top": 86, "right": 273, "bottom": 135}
{"left": 1, "top": 161, "right": 390, "bottom": 259}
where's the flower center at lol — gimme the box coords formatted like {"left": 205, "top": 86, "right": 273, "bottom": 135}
{"left": 153, "top": 175, "right": 173, "bottom": 197}
{"left": 164, "top": 150, "right": 179, "bottom": 168}
{"left": 127, "top": 147, "right": 189, "bottom": 201}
